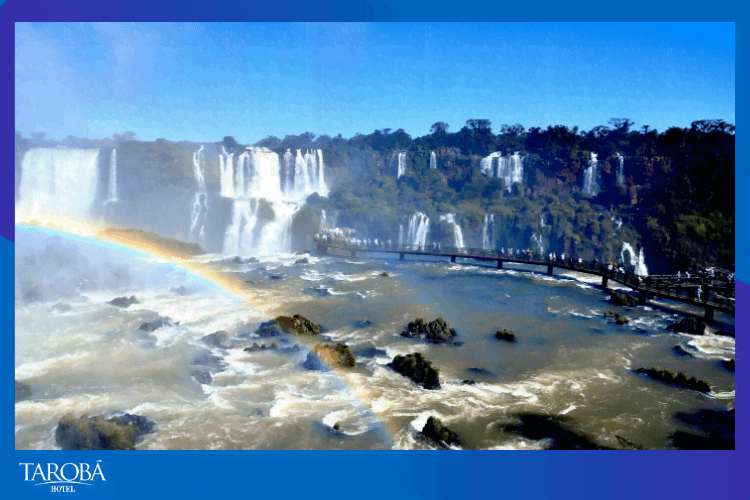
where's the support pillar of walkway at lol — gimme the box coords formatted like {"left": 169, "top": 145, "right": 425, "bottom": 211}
{"left": 547, "top": 264, "right": 553, "bottom": 276}
{"left": 602, "top": 275, "right": 608, "bottom": 288}
{"left": 399, "top": 253, "right": 405, "bottom": 261}
{"left": 638, "top": 290, "right": 646, "bottom": 305}
{"left": 451, "top": 255, "right": 456, "bottom": 263}
{"left": 497, "top": 260, "right": 503, "bottom": 269}
{"left": 704, "top": 306, "right": 715, "bottom": 324}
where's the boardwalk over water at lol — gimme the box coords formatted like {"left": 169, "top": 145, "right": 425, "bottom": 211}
{"left": 316, "top": 240, "right": 735, "bottom": 323}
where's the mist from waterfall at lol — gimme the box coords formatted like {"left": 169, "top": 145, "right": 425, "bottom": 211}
{"left": 583, "top": 152, "right": 600, "bottom": 195}
{"left": 17, "top": 148, "right": 100, "bottom": 222}
{"left": 440, "top": 213, "right": 464, "bottom": 248}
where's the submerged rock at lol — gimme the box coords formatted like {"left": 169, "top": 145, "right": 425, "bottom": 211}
{"left": 610, "top": 291, "right": 637, "bottom": 307}
{"left": 294, "top": 257, "right": 310, "bottom": 265}
{"left": 139, "top": 317, "right": 176, "bottom": 332}
{"left": 55, "top": 412, "right": 155, "bottom": 450}
{"left": 673, "top": 345, "right": 694, "bottom": 357}
{"left": 722, "top": 359, "right": 735, "bottom": 371}
{"left": 201, "top": 331, "right": 232, "bottom": 349}
{"left": 667, "top": 317, "right": 707, "bottom": 335}
{"left": 189, "top": 350, "right": 227, "bottom": 371}
{"left": 604, "top": 311, "right": 630, "bottom": 325}
{"left": 495, "top": 329, "right": 516, "bottom": 341}
{"left": 109, "top": 296, "right": 139, "bottom": 308}
{"left": 244, "top": 342, "right": 278, "bottom": 353}
{"left": 636, "top": 366, "right": 711, "bottom": 393}
{"left": 421, "top": 416, "right": 461, "bottom": 447}
{"left": 400, "top": 317, "right": 457, "bottom": 343}
{"left": 391, "top": 352, "right": 441, "bottom": 390}
{"left": 15, "top": 380, "right": 32, "bottom": 403}
{"left": 190, "top": 369, "right": 212, "bottom": 385}
{"left": 303, "top": 342, "right": 355, "bottom": 371}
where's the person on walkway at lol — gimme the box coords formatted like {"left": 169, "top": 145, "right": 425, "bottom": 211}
{"left": 697, "top": 286, "right": 703, "bottom": 301}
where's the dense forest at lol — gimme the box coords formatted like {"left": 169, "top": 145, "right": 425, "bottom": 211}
{"left": 15, "top": 117, "right": 734, "bottom": 274}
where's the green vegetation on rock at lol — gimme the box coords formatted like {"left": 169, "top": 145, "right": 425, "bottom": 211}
{"left": 55, "top": 413, "right": 155, "bottom": 450}
{"left": 495, "top": 329, "right": 517, "bottom": 341}
{"left": 392, "top": 352, "right": 441, "bottom": 390}
{"left": 636, "top": 367, "right": 711, "bottom": 392}
{"left": 422, "top": 416, "right": 461, "bottom": 447}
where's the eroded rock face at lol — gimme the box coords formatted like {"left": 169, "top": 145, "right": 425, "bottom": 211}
{"left": 109, "top": 296, "right": 139, "bottom": 308}
{"left": 422, "top": 416, "right": 461, "bottom": 447}
{"left": 610, "top": 292, "right": 637, "bottom": 307}
{"left": 303, "top": 343, "right": 355, "bottom": 371}
{"left": 55, "top": 412, "right": 155, "bottom": 450}
{"left": 391, "top": 352, "right": 441, "bottom": 390}
{"left": 667, "top": 317, "right": 706, "bottom": 335}
{"left": 400, "top": 317, "right": 457, "bottom": 343}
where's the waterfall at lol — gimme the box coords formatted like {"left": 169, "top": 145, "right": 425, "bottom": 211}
{"left": 481, "top": 152, "right": 524, "bottom": 192}
{"left": 396, "top": 152, "right": 407, "bottom": 179}
{"left": 405, "top": 213, "right": 429, "bottom": 247}
{"left": 540, "top": 214, "right": 545, "bottom": 228}
{"left": 532, "top": 233, "right": 544, "bottom": 254}
{"left": 189, "top": 146, "right": 208, "bottom": 246}
{"left": 616, "top": 153, "right": 625, "bottom": 187}
{"left": 398, "top": 223, "right": 404, "bottom": 246}
{"left": 482, "top": 214, "right": 495, "bottom": 251}
{"left": 583, "top": 152, "right": 599, "bottom": 195}
{"left": 440, "top": 213, "right": 464, "bottom": 248}
{"left": 620, "top": 242, "right": 649, "bottom": 276}
{"left": 221, "top": 146, "right": 326, "bottom": 256}
{"left": 101, "top": 149, "right": 118, "bottom": 221}
{"left": 430, "top": 151, "right": 437, "bottom": 170}
{"left": 17, "top": 148, "right": 100, "bottom": 222}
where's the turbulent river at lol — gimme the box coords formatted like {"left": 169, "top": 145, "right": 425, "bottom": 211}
{"left": 15, "top": 228, "right": 735, "bottom": 450}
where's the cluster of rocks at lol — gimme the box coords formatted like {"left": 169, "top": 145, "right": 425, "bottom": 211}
{"left": 495, "top": 329, "right": 516, "bottom": 341}
{"left": 244, "top": 342, "right": 278, "bottom": 352}
{"left": 610, "top": 291, "right": 638, "bottom": 307}
{"left": 391, "top": 352, "right": 441, "bottom": 390}
{"left": 604, "top": 311, "right": 630, "bottom": 325}
{"left": 400, "top": 317, "right": 457, "bottom": 344}
{"left": 636, "top": 366, "right": 711, "bottom": 393}
{"left": 55, "top": 412, "right": 155, "bottom": 450}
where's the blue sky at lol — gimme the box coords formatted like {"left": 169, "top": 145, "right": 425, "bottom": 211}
{"left": 15, "top": 22, "right": 734, "bottom": 143}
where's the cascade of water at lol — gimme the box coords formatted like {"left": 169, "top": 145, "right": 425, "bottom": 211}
{"left": 532, "top": 233, "right": 545, "bottom": 254}
{"left": 540, "top": 214, "right": 545, "bottom": 228}
{"left": 320, "top": 209, "right": 327, "bottom": 230}
{"left": 398, "top": 223, "right": 404, "bottom": 246}
{"left": 406, "top": 213, "right": 430, "bottom": 246}
{"left": 219, "top": 149, "right": 235, "bottom": 198}
{"left": 101, "top": 149, "right": 118, "bottom": 222}
{"left": 616, "top": 153, "right": 625, "bottom": 187}
{"left": 17, "top": 148, "right": 100, "bottom": 222}
{"left": 317, "top": 149, "right": 328, "bottom": 195}
{"left": 430, "top": 151, "right": 437, "bottom": 170}
{"left": 440, "top": 213, "right": 464, "bottom": 248}
{"left": 480, "top": 152, "right": 502, "bottom": 176}
{"left": 583, "top": 153, "right": 599, "bottom": 195}
{"left": 396, "top": 152, "right": 407, "bottom": 179}
{"left": 221, "top": 146, "right": 326, "bottom": 256}
{"left": 283, "top": 149, "right": 294, "bottom": 194}
{"left": 482, "top": 214, "right": 495, "bottom": 251}
{"left": 620, "top": 242, "right": 649, "bottom": 276}
{"left": 189, "top": 146, "right": 208, "bottom": 246}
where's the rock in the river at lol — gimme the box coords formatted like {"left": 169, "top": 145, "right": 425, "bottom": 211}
{"left": 303, "top": 342, "right": 355, "bottom": 371}
{"left": 55, "top": 412, "right": 155, "bottom": 450}
{"left": 667, "top": 317, "right": 707, "bottom": 335}
{"left": 190, "top": 370, "right": 212, "bottom": 385}
{"left": 636, "top": 367, "right": 711, "bottom": 393}
{"left": 610, "top": 291, "right": 637, "bottom": 307}
{"left": 495, "top": 329, "right": 516, "bottom": 341}
{"left": 421, "top": 416, "right": 461, "bottom": 447}
{"left": 273, "top": 315, "right": 321, "bottom": 336}
{"left": 244, "top": 342, "right": 278, "bottom": 353}
{"left": 201, "top": 331, "right": 232, "bottom": 349}
{"left": 109, "top": 296, "right": 139, "bottom": 308}
{"left": 400, "top": 317, "right": 457, "bottom": 343}
{"left": 139, "top": 317, "right": 176, "bottom": 332}
{"left": 15, "top": 380, "right": 32, "bottom": 403}
{"left": 722, "top": 359, "right": 735, "bottom": 371}
{"left": 294, "top": 257, "right": 310, "bottom": 265}
{"left": 391, "top": 352, "right": 441, "bottom": 390}
{"left": 673, "top": 345, "right": 693, "bottom": 357}
{"left": 604, "top": 311, "right": 630, "bottom": 325}
{"left": 380, "top": 271, "right": 389, "bottom": 277}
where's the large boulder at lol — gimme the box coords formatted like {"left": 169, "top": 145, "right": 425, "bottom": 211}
{"left": 667, "top": 317, "right": 707, "bottom": 335}
{"left": 260, "top": 315, "right": 321, "bottom": 336}
{"left": 604, "top": 311, "right": 630, "bottom": 325}
{"left": 55, "top": 412, "right": 155, "bottom": 450}
{"left": 610, "top": 292, "right": 637, "bottom": 307}
{"left": 391, "top": 352, "right": 441, "bottom": 390}
{"left": 400, "top": 317, "right": 457, "bottom": 343}
{"left": 201, "top": 331, "right": 232, "bottom": 349}
{"left": 495, "top": 329, "right": 516, "bottom": 341}
{"left": 422, "top": 416, "right": 461, "bottom": 447}
{"left": 109, "top": 296, "right": 139, "bottom": 308}
{"left": 303, "top": 343, "right": 355, "bottom": 371}
{"left": 15, "top": 380, "right": 32, "bottom": 403}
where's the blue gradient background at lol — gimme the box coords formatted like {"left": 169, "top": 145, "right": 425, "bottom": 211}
{"left": 4, "top": 1, "right": 745, "bottom": 499}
